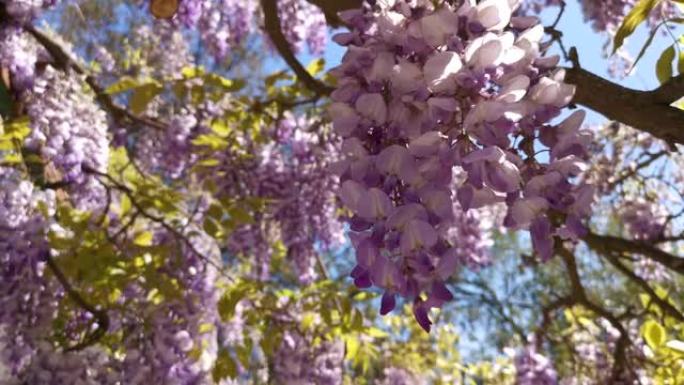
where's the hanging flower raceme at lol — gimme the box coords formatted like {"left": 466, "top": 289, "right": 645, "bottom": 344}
{"left": 150, "top": 0, "right": 327, "bottom": 60}
{"left": 115, "top": 228, "right": 221, "bottom": 384}
{"left": 0, "top": 26, "right": 44, "bottom": 91}
{"left": 0, "top": 167, "right": 58, "bottom": 376}
{"left": 273, "top": 330, "right": 345, "bottom": 385}
{"left": 329, "top": 0, "right": 593, "bottom": 331}
{"left": 24, "top": 66, "right": 110, "bottom": 211}
{"left": 220, "top": 115, "right": 344, "bottom": 284}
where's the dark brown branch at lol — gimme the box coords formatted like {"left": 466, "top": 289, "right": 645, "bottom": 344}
{"left": 653, "top": 73, "right": 684, "bottom": 104}
{"left": 261, "top": 0, "right": 333, "bottom": 95}
{"left": 45, "top": 254, "right": 110, "bottom": 351}
{"left": 583, "top": 232, "right": 684, "bottom": 275}
{"left": 564, "top": 67, "right": 684, "bottom": 146}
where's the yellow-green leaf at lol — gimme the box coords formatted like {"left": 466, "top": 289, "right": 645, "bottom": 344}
{"left": 307, "top": 58, "right": 326, "bottom": 76}
{"left": 133, "top": 231, "right": 154, "bottom": 246}
{"left": 656, "top": 45, "right": 676, "bottom": 84}
{"left": 105, "top": 76, "right": 142, "bottom": 94}
{"left": 129, "top": 83, "right": 163, "bottom": 114}
{"left": 301, "top": 312, "right": 316, "bottom": 330}
{"left": 614, "top": 0, "right": 661, "bottom": 53}
{"left": 345, "top": 336, "right": 360, "bottom": 359}
{"left": 642, "top": 320, "right": 666, "bottom": 349}
{"left": 120, "top": 195, "right": 132, "bottom": 216}
{"left": 181, "top": 66, "right": 205, "bottom": 79}
{"left": 212, "top": 350, "right": 238, "bottom": 381}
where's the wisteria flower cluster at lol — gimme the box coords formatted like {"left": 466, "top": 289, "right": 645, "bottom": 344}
{"left": 329, "top": 0, "right": 593, "bottom": 331}
{"left": 157, "top": 0, "right": 326, "bottom": 60}
{"left": 24, "top": 66, "right": 110, "bottom": 210}
{"left": 618, "top": 198, "right": 668, "bottom": 241}
{"left": 224, "top": 115, "right": 345, "bottom": 284}
{"left": 0, "top": 26, "right": 43, "bottom": 91}
{"left": 273, "top": 330, "right": 345, "bottom": 385}
{"left": 113, "top": 228, "right": 221, "bottom": 384}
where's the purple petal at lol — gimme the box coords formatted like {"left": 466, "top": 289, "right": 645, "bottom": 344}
{"left": 380, "top": 292, "right": 396, "bottom": 315}
{"left": 351, "top": 265, "right": 372, "bottom": 288}
{"left": 431, "top": 281, "right": 454, "bottom": 302}
{"left": 357, "top": 188, "right": 394, "bottom": 219}
{"left": 413, "top": 300, "right": 432, "bottom": 333}
{"left": 400, "top": 219, "right": 438, "bottom": 254}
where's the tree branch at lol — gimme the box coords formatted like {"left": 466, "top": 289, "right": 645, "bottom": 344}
{"left": 653, "top": 73, "right": 684, "bottom": 104}
{"left": 583, "top": 232, "right": 684, "bottom": 276}
{"left": 564, "top": 67, "right": 684, "bottom": 146}
{"left": 261, "top": 0, "right": 333, "bottom": 95}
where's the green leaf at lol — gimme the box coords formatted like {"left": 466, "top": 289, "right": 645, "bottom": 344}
{"left": 265, "top": 70, "right": 290, "bottom": 88}
{"left": 181, "top": 66, "right": 205, "bottom": 79}
{"left": 301, "top": 312, "right": 316, "bottom": 330}
{"left": 351, "top": 309, "right": 364, "bottom": 331}
{"left": 642, "top": 320, "right": 666, "bottom": 349}
{"left": 202, "top": 217, "right": 221, "bottom": 237}
{"left": 307, "top": 58, "right": 326, "bottom": 76}
{"left": 105, "top": 76, "right": 141, "bottom": 94}
{"left": 614, "top": 0, "right": 661, "bottom": 53}
{"left": 657, "top": 45, "right": 676, "bottom": 84}
{"left": 235, "top": 340, "right": 252, "bottom": 368}
{"left": 345, "top": 336, "right": 360, "bottom": 359}
{"left": 218, "top": 284, "right": 250, "bottom": 322}
{"left": 129, "top": 82, "right": 163, "bottom": 114}
{"left": 192, "top": 134, "right": 227, "bottom": 150}
{"left": 210, "top": 120, "right": 232, "bottom": 137}
{"left": 105, "top": 76, "right": 161, "bottom": 94}
{"left": 212, "top": 350, "right": 238, "bottom": 381}
{"left": 205, "top": 74, "right": 246, "bottom": 92}
{"left": 259, "top": 328, "right": 282, "bottom": 357}
{"left": 4, "top": 117, "right": 31, "bottom": 139}
{"left": 228, "top": 206, "right": 253, "bottom": 225}
{"left": 133, "top": 231, "right": 154, "bottom": 246}
{"left": 120, "top": 195, "right": 132, "bottom": 216}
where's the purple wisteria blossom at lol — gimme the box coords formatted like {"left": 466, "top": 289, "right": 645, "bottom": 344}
{"left": 331, "top": 0, "right": 593, "bottom": 331}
